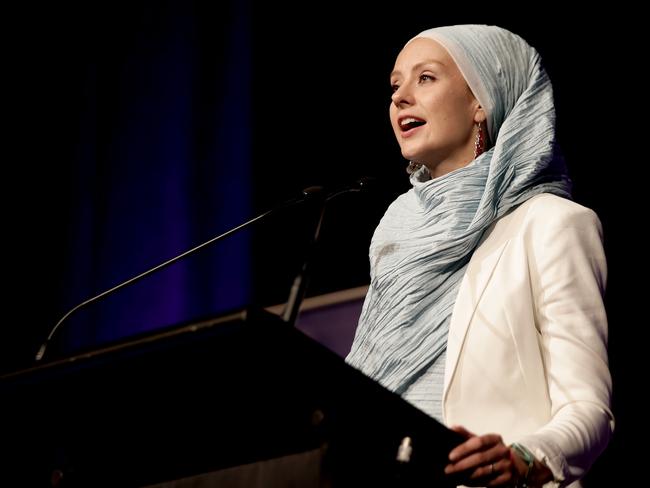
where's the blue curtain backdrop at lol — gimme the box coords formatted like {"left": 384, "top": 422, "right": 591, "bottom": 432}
{"left": 5, "top": 0, "right": 386, "bottom": 370}
{"left": 54, "top": 1, "right": 251, "bottom": 353}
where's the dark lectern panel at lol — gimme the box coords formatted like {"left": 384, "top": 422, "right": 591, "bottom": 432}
{"left": 1, "top": 309, "right": 461, "bottom": 487}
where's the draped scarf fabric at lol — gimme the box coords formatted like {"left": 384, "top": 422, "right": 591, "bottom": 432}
{"left": 345, "top": 25, "right": 572, "bottom": 395}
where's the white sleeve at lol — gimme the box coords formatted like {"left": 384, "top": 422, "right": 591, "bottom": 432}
{"left": 516, "top": 205, "right": 614, "bottom": 487}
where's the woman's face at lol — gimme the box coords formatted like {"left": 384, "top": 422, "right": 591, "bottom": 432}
{"left": 389, "top": 38, "right": 483, "bottom": 177}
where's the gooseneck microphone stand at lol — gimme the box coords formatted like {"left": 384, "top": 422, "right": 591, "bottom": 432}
{"left": 35, "top": 178, "right": 375, "bottom": 362}
{"left": 34, "top": 186, "right": 325, "bottom": 362}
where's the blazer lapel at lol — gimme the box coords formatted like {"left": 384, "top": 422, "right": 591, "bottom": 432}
{"left": 443, "top": 233, "right": 509, "bottom": 402}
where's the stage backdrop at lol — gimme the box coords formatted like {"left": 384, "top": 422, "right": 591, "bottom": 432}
{"left": 6, "top": 6, "right": 642, "bottom": 486}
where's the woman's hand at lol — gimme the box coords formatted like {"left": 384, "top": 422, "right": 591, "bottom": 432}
{"left": 444, "top": 425, "right": 522, "bottom": 487}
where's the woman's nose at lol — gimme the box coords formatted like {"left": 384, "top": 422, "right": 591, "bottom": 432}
{"left": 391, "top": 84, "right": 413, "bottom": 107}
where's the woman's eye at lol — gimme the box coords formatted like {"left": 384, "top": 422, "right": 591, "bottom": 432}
{"left": 419, "top": 74, "right": 434, "bottom": 83}
{"left": 391, "top": 84, "right": 399, "bottom": 93}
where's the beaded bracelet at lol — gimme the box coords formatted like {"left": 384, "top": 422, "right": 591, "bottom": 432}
{"left": 510, "top": 442, "right": 534, "bottom": 488}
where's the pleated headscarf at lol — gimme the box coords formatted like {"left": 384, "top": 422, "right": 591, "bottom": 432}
{"left": 345, "top": 25, "right": 572, "bottom": 394}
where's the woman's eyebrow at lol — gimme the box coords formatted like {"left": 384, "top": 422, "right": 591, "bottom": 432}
{"left": 390, "top": 60, "right": 445, "bottom": 79}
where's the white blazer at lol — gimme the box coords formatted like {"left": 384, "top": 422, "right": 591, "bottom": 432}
{"left": 443, "top": 193, "right": 614, "bottom": 487}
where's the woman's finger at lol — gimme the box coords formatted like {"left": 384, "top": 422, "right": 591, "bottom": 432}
{"left": 449, "top": 425, "right": 475, "bottom": 439}
{"left": 445, "top": 441, "right": 510, "bottom": 474}
{"left": 468, "top": 454, "right": 515, "bottom": 480}
{"left": 448, "top": 433, "right": 504, "bottom": 462}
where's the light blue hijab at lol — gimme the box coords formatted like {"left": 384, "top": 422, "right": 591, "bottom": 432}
{"left": 345, "top": 25, "right": 572, "bottom": 394}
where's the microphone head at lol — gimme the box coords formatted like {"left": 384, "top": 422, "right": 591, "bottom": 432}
{"left": 301, "top": 185, "right": 326, "bottom": 198}
{"left": 356, "top": 176, "right": 377, "bottom": 191}
{"left": 323, "top": 177, "right": 381, "bottom": 202}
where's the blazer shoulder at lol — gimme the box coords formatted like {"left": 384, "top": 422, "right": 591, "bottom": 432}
{"left": 517, "top": 193, "right": 602, "bottom": 230}
{"left": 482, "top": 194, "right": 602, "bottom": 252}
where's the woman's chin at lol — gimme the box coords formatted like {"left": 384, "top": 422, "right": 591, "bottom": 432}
{"left": 401, "top": 150, "right": 421, "bottom": 162}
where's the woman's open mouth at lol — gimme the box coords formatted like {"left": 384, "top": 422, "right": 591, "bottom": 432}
{"left": 399, "top": 116, "right": 426, "bottom": 138}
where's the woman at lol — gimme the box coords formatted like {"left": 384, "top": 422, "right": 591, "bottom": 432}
{"left": 346, "top": 25, "right": 613, "bottom": 487}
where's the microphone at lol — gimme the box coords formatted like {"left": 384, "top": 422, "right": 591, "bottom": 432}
{"left": 281, "top": 176, "right": 376, "bottom": 326}
{"left": 34, "top": 185, "right": 326, "bottom": 362}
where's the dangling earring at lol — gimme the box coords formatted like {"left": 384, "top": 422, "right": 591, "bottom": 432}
{"left": 474, "top": 122, "right": 486, "bottom": 159}
{"left": 406, "top": 161, "right": 422, "bottom": 175}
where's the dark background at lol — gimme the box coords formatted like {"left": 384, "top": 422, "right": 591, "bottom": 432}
{"left": 5, "top": 2, "right": 643, "bottom": 485}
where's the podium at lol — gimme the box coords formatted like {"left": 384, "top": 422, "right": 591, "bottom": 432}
{"left": 1, "top": 308, "right": 462, "bottom": 487}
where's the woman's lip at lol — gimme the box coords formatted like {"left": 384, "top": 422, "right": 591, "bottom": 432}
{"left": 401, "top": 124, "right": 425, "bottom": 139}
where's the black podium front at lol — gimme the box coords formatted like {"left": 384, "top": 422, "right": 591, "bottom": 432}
{"left": 1, "top": 309, "right": 462, "bottom": 487}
